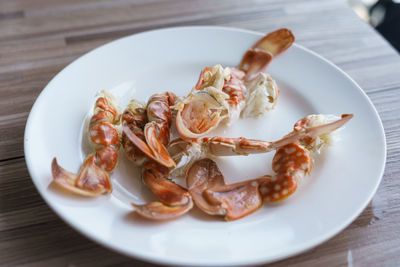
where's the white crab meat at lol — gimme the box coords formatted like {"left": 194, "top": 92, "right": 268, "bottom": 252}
{"left": 241, "top": 73, "right": 279, "bottom": 118}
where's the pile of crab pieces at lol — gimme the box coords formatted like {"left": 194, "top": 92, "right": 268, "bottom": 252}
{"left": 51, "top": 28, "right": 354, "bottom": 221}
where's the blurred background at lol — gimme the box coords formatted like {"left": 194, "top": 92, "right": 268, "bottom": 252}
{"left": 348, "top": 0, "right": 400, "bottom": 51}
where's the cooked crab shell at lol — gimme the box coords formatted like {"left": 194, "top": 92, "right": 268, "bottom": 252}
{"left": 174, "top": 87, "right": 230, "bottom": 139}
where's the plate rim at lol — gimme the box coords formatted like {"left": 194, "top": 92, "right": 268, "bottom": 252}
{"left": 24, "top": 25, "right": 387, "bottom": 266}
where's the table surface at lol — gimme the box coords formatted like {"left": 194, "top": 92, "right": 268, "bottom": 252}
{"left": 1, "top": 0, "right": 400, "bottom": 266}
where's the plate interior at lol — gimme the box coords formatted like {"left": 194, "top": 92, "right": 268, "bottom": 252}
{"left": 24, "top": 27, "right": 386, "bottom": 266}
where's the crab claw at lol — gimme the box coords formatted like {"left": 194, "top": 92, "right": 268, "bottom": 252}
{"left": 51, "top": 156, "right": 112, "bottom": 196}
{"left": 186, "top": 158, "right": 227, "bottom": 215}
{"left": 252, "top": 28, "right": 295, "bottom": 57}
{"left": 204, "top": 176, "right": 269, "bottom": 221}
{"left": 142, "top": 161, "right": 191, "bottom": 206}
{"left": 238, "top": 49, "right": 273, "bottom": 81}
{"left": 298, "top": 114, "right": 354, "bottom": 138}
{"left": 122, "top": 122, "right": 176, "bottom": 168}
{"left": 270, "top": 114, "right": 354, "bottom": 150}
{"left": 132, "top": 199, "right": 193, "bottom": 221}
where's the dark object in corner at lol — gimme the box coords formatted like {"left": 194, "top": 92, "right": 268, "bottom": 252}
{"left": 370, "top": 0, "right": 400, "bottom": 52}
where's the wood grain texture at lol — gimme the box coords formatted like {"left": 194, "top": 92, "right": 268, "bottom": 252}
{"left": 1, "top": 0, "right": 399, "bottom": 266}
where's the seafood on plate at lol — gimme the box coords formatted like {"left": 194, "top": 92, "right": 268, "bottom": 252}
{"left": 121, "top": 92, "right": 176, "bottom": 168}
{"left": 174, "top": 28, "right": 294, "bottom": 140}
{"left": 185, "top": 114, "right": 353, "bottom": 220}
{"left": 51, "top": 91, "right": 121, "bottom": 196}
{"left": 52, "top": 90, "right": 192, "bottom": 219}
{"left": 130, "top": 160, "right": 193, "bottom": 220}
{"left": 122, "top": 92, "right": 193, "bottom": 220}
{"left": 50, "top": 27, "right": 354, "bottom": 223}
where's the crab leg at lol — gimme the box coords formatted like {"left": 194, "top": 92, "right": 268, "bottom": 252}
{"left": 170, "top": 114, "right": 353, "bottom": 179}
{"left": 202, "top": 114, "right": 353, "bottom": 156}
{"left": 52, "top": 91, "right": 120, "bottom": 196}
{"left": 260, "top": 114, "right": 354, "bottom": 201}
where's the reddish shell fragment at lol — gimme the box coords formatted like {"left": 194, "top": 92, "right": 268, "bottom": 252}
{"left": 132, "top": 199, "right": 193, "bottom": 221}
{"left": 95, "top": 97, "right": 118, "bottom": 122}
{"left": 51, "top": 156, "right": 112, "bottom": 196}
{"left": 75, "top": 155, "right": 112, "bottom": 195}
{"left": 261, "top": 143, "right": 311, "bottom": 202}
{"left": 176, "top": 93, "right": 222, "bottom": 138}
{"left": 147, "top": 98, "right": 173, "bottom": 126}
{"left": 238, "top": 48, "right": 273, "bottom": 80}
{"left": 142, "top": 161, "right": 190, "bottom": 206}
{"left": 222, "top": 68, "right": 247, "bottom": 106}
{"left": 272, "top": 143, "right": 311, "bottom": 174}
{"left": 144, "top": 123, "right": 176, "bottom": 168}
{"left": 194, "top": 67, "right": 212, "bottom": 90}
{"left": 89, "top": 121, "right": 120, "bottom": 147}
{"left": 186, "top": 158, "right": 227, "bottom": 215}
{"left": 122, "top": 122, "right": 175, "bottom": 168}
{"left": 259, "top": 174, "right": 297, "bottom": 202}
{"left": 89, "top": 110, "right": 111, "bottom": 129}
{"left": 95, "top": 146, "right": 118, "bottom": 172}
{"left": 204, "top": 177, "right": 269, "bottom": 221}
{"left": 252, "top": 28, "right": 295, "bottom": 57}
{"left": 121, "top": 105, "right": 148, "bottom": 165}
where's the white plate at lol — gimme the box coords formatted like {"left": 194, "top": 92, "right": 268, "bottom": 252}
{"left": 24, "top": 26, "right": 386, "bottom": 266}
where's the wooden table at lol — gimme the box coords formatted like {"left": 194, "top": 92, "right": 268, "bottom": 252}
{"left": 1, "top": 0, "right": 399, "bottom": 266}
